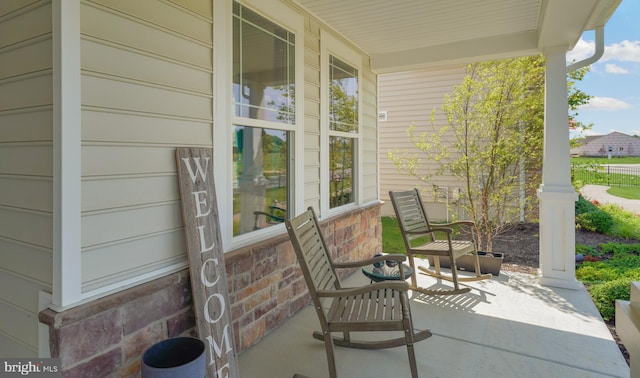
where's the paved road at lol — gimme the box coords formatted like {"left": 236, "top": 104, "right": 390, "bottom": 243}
{"left": 580, "top": 184, "right": 640, "bottom": 214}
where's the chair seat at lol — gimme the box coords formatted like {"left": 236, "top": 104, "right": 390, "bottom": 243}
{"left": 411, "top": 240, "right": 475, "bottom": 258}
{"left": 326, "top": 291, "right": 405, "bottom": 332}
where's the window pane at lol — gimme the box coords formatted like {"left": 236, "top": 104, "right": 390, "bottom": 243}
{"left": 329, "top": 136, "right": 354, "bottom": 208}
{"left": 233, "top": 126, "right": 289, "bottom": 235}
{"left": 233, "top": 4, "right": 295, "bottom": 124}
{"left": 329, "top": 56, "right": 358, "bottom": 133}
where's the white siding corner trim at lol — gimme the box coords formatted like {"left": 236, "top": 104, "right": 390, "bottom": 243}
{"left": 52, "top": 0, "right": 82, "bottom": 307}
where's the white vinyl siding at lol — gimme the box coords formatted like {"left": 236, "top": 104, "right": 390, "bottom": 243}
{"left": 303, "top": 21, "right": 322, "bottom": 211}
{"left": 0, "top": 0, "right": 53, "bottom": 357}
{"left": 378, "top": 66, "right": 466, "bottom": 218}
{"left": 0, "top": 1, "right": 380, "bottom": 356}
{"left": 79, "top": 0, "right": 212, "bottom": 292}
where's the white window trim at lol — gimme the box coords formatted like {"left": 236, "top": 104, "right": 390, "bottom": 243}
{"left": 320, "top": 30, "right": 363, "bottom": 218}
{"left": 214, "top": 0, "right": 304, "bottom": 251}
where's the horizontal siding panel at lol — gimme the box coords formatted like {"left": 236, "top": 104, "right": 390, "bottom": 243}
{"left": 81, "top": 3, "right": 211, "bottom": 69}
{"left": 0, "top": 0, "right": 40, "bottom": 17}
{"left": 0, "top": 332, "right": 35, "bottom": 358}
{"left": 0, "top": 299, "right": 38, "bottom": 352}
{"left": 304, "top": 133, "right": 320, "bottom": 150}
{"left": 0, "top": 73, "right": 52, "bottom": 111}
{"left": 90, "top": 0, "right": 212, "bottom": 44}
{"left": 304, "top": 166, "right": 320, "bottom": 181}
{"left": 82, "top": 202, "right": 182, "bottom": 247}
{"left": 0, "top": 176, "right": 52, "bottom": 212}
{"left": 0, "top": 144, "right": 52, "bottom": 176}
{"left": 304, "top": 66, "right": 319, "bottom": 85}
{"left": 303, "top": 98, "right": 319, "bottom": 119}
{"left": 82, "top": 145, "right": 177, "bottom": 176}
{"left": 82, "top": 75, "right": 212, "bottom": 120}
{"left": 304, "top": 47, "right": 320, "bottom": 70}
{"left": 0, "top": 237, "right": 52, "bottom": 284}
{"left": 0, "top": 270, "right": 48, "bottom": 314}
{"left": 82, "top": 39, "right": 212, "bottom": 95}
{"left": 0, "top": 37, "right": 51, "bottom": 80}
{"left": 304, "top": 82, "right": 320, "bottom": 102}
{"left": 82, "top": 229, "right": 185, "bottom": 289}
{"left": 304, "top": 150, "right": 319, "bottom": 167}
{"left": 82, "top": 175, "right": 178, "bottom": 211}
{"left": 0, "top": 207, "right": 52, "bottom": 248}
{"left": 0, "top": 2, "right": 51, "bottom": 50}
{"left": 379, "top": 66, "right": 466, "bottom": 202}
{"left": 0, "top": 108, "right": 52, "bottom": 142}
{"left": 82, "top": 110, "right": 212, "bottom": 145}
{"left": 167, "top": 0, "right": 211, "bottom": 20}
{"left": 303, "top": 115, "right": 320, "bottom": 134}
{"left": 303, "top": 31, "right": 319, "bottom": 52}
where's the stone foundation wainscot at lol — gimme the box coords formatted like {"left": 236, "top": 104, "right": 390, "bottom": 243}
{"left": 39, "top": 203, "right": 382, "bottom": 377}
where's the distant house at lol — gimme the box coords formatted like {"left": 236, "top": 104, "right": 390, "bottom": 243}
{"left": 571, "top": 131, "right": 640, "bottom": 157}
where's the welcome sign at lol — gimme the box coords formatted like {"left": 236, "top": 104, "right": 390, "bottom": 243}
{"left": 176, "top": 148, "right": 239, "bottom": 378}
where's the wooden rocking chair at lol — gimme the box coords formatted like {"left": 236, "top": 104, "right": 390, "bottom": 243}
{"left": 285, "top": 207, "right": 431, "bottom": 378}
{"left": 389, "top": 189, "right": 492, "bottom": 295}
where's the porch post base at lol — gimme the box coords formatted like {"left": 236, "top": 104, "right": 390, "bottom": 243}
{"left": 537, "top": 187, "right": 580, "bottom": 290}
{"left": 538, "top": 274, "right": 583, "bottom": 290}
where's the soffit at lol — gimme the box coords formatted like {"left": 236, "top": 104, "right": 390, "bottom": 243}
{"left": 292, "top": 0, "right": 622, "bottom": 73}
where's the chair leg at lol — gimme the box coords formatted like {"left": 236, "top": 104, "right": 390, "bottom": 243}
{"left": 404, "top": 321, "right": 418, "bottom": 378}
{"left": 449, "top": 256, "right": 462, "bottom": 291}
{"left": 408, "top": 253, "right": 418, "bottom": 288}
{"left": 323, "top": 330, "right": 338, "bottom": 378}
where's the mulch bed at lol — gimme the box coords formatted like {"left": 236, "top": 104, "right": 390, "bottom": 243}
{"left": 487, "top": 223, "right": 631, "bottom": 366}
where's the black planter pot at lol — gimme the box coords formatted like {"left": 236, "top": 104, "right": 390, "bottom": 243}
{"left": 427, "top": 251, "right": 503, "bottom": 276}
{"left": 141, "top": 337, "right": 206, "bottom": 378}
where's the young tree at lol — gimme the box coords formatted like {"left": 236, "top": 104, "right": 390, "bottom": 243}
{"left": 389, "top": 55, "right": 590, "bottom": 251}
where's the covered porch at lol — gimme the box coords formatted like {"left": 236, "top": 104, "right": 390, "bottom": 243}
{"left": 239, "top": 264, "right": 628, "bottom": 377}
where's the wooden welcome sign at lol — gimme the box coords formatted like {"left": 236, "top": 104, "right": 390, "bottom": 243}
{"left": 176, "top": 147, "right": 240, "bottom": 378}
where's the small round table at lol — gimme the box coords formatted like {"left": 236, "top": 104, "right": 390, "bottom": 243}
{"left": 362, "top": 263, "right": 413, "bottom": 283}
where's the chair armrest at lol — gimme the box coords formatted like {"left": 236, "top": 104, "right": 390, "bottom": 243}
{"left": 424, "top": 227, "right": 454, "bottom": 234}
{"left": 438, "top": 220, "right": 475, "bottom": 228}
{"left": 253, "top": 211, "right": 285, "bottom": 223}
{"left": 316, "top": 281, "right": 409, "bottom": 298}
{"left": 332, "top": 254, "right": 406, "bottom": 269}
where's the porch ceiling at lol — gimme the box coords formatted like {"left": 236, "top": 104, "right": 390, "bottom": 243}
{"left": 292, "top": 0, "right": 622, "bottom": 73}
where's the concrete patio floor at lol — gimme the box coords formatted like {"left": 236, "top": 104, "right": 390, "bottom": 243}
{"left": 238, "top": 259, "right": 629, "bottom": 378}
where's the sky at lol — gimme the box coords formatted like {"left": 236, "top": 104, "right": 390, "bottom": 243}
{"left": 566, "top": 0, "right": 640, "bottom": 137}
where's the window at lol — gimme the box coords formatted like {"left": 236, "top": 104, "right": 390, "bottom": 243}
{"left": 322, "top": 34, "right": 361, "bottom": 211}
{"left": 232, "top": 2, "right": 295, "bottom": 236}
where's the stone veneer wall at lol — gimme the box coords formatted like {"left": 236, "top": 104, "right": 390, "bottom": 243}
{"left": 39, "top": 204, "right": 382, "bottom": 377}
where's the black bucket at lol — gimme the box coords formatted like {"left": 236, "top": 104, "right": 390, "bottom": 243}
{"left": 141, "top": 337, "right": 206, "bottom": 378}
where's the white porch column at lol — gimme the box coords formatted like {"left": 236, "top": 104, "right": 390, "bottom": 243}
{"left": 537, "top": 46, "right": 581, "bottom": 289}
{"left": 52, "top": 0, "right": 82, "bottom": 306}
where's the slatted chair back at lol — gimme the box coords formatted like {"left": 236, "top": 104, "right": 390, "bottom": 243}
{"left": 286, "top": 207, "right": 340, "bottom": 306}
{"left": 390, "top": 189, "right": 436, "bottom": 247}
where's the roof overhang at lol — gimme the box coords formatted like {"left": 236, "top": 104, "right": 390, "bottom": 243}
{"left": 292, "top": 0, "right": 622, "bottom": 73}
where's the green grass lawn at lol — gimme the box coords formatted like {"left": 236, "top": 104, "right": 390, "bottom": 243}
{"left": 572, "top": 156, "right": 640, "bottom": 164}
{"left": 607, "top": 186, "right": 640, "bottom": 199}
{"left": 381, "top": 217, "right": 406, "bottom": 254}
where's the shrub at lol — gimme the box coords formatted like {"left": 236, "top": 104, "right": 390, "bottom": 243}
{"left": 599, "top": 242, "right": 640, "bottom": 255}
{"left": 587, "top": 278, "right": 632, "bottom": 320}
{"left": 575, "top": 195, "right": 599, "bottom": 216}
{"left": 602, "top": 203, "right": 640, "bottom": 240}
{"left": 576, "top": 264, "right": 620, "bottom": 284}
{"left": 575, "top": 210, "right": 614, "bottom": 233}
{"left": 576, "top": 244, "right": 599, "bottom": 257}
